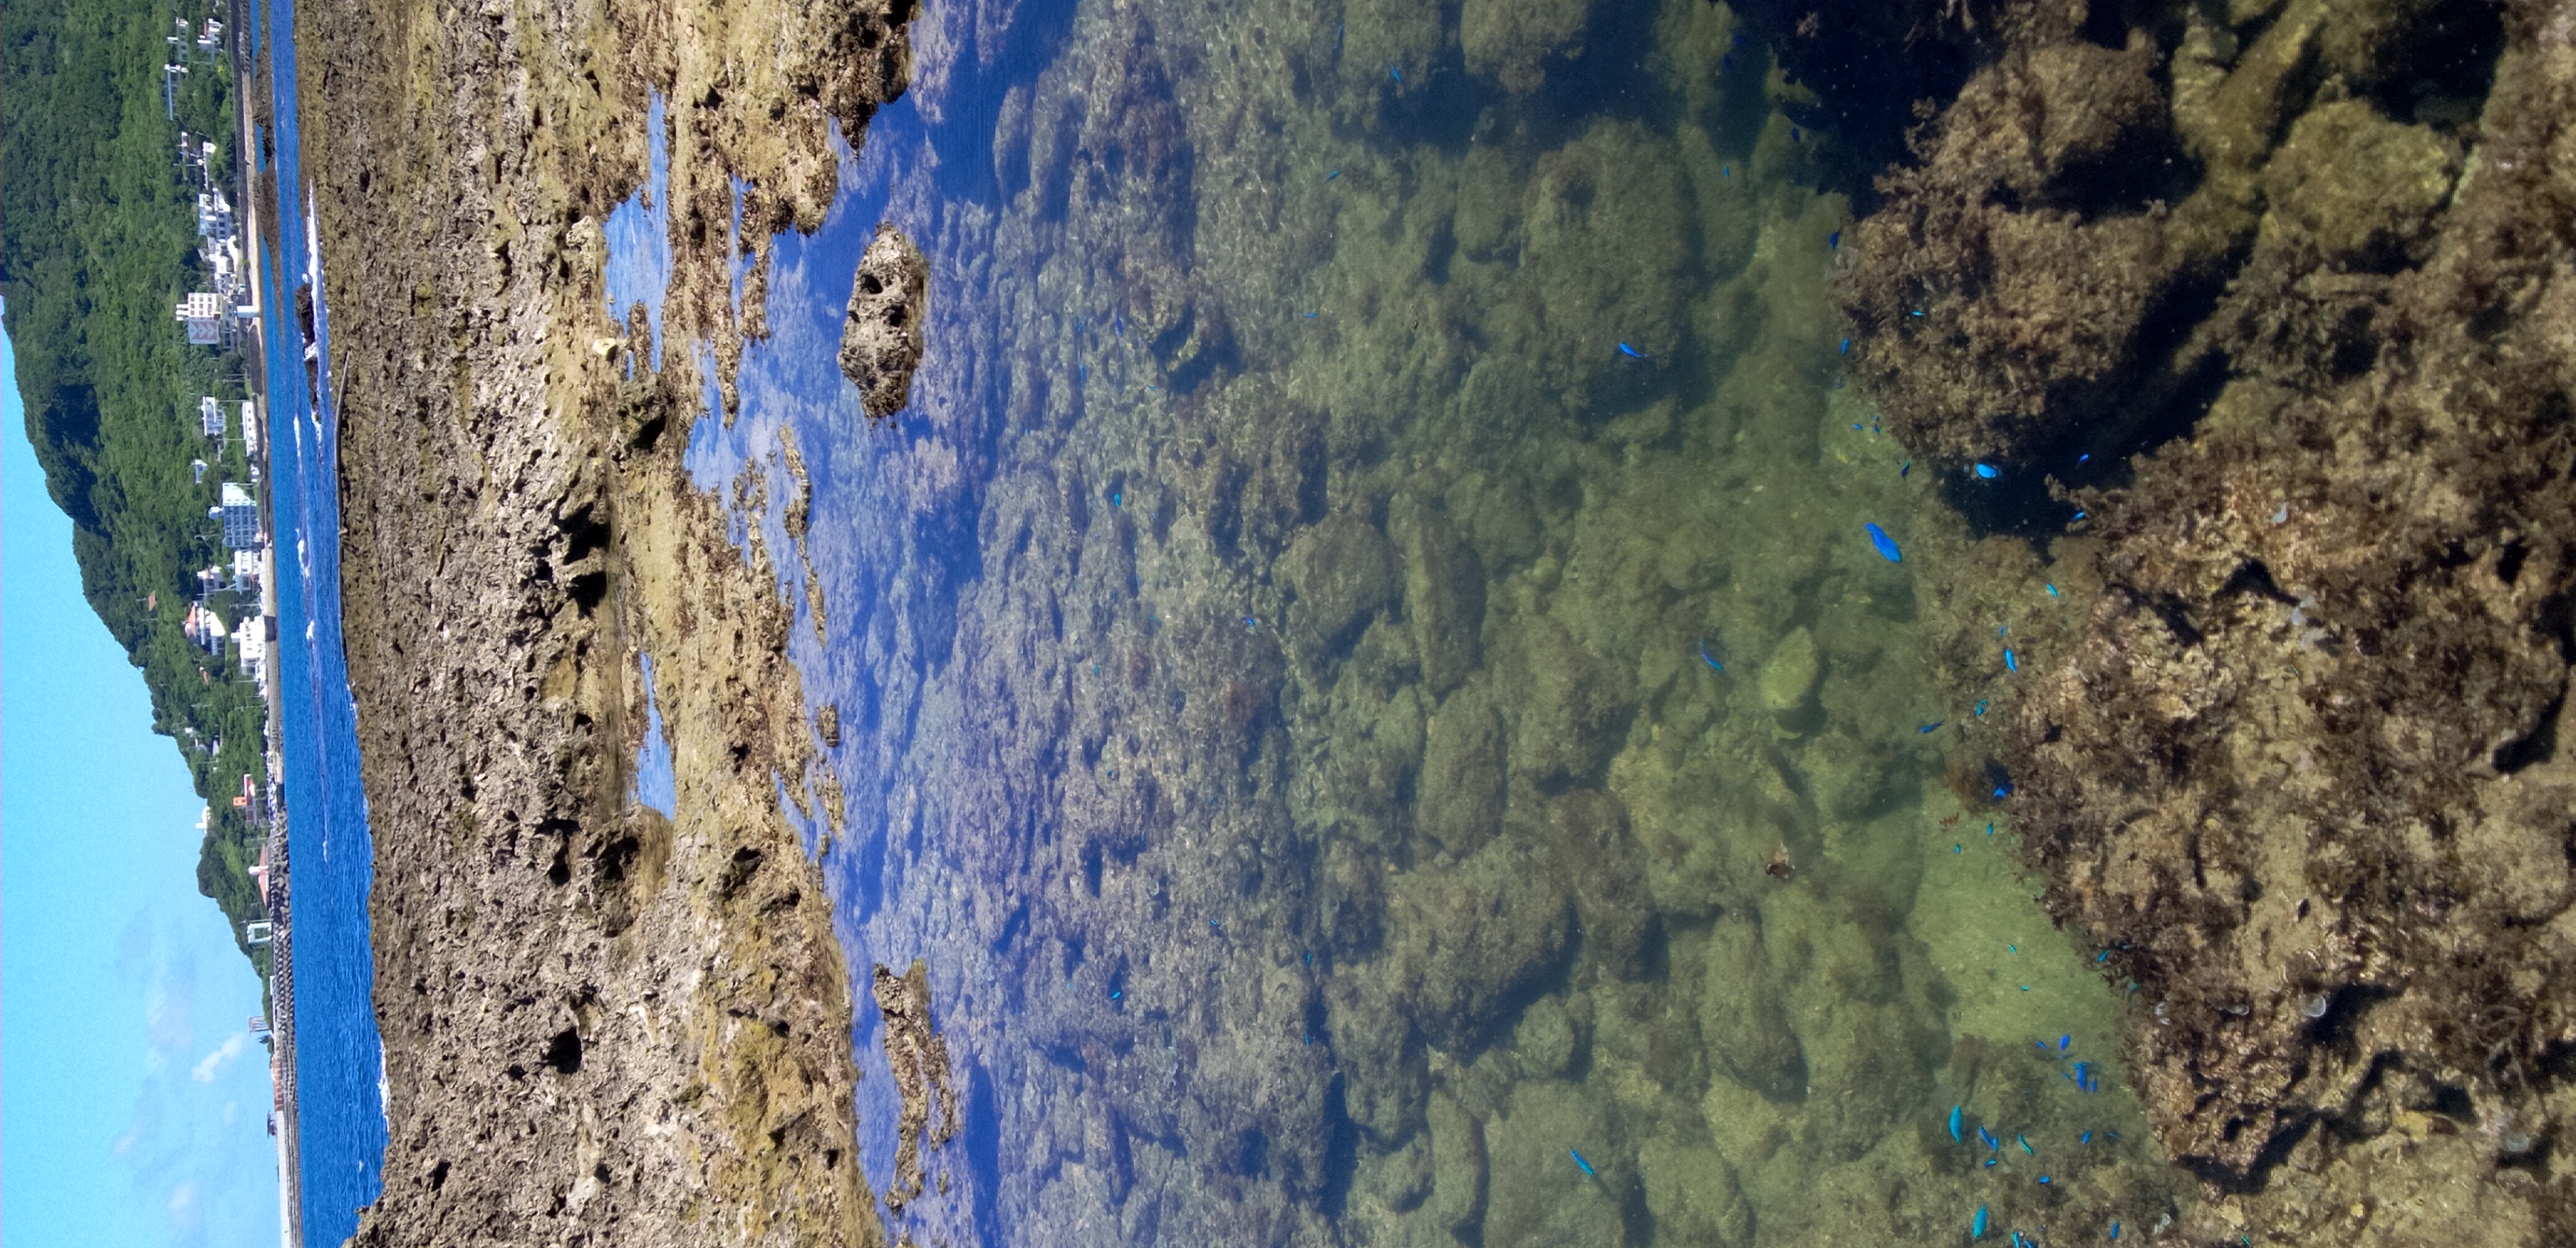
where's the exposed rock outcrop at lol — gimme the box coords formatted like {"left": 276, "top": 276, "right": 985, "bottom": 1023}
{"left": 838, "top": 224, "right": 929, "bottom": 421}
{"left": 300, "top": 0, "right": 915, "bottom": 1239}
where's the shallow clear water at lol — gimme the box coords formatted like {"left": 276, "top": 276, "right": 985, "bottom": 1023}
{"left": 637, "top": 1, "right": 2205, "bottom": 1244}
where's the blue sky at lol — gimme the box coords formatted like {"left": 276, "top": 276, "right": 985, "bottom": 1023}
{"left": 4, "top": 327, "right": 282, "bottom": 1247}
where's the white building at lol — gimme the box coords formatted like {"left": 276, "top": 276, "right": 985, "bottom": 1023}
{"left": 201, "top": 394, "right": 226, "bottom": 436}
{"left": 237, "top": 621, "right": 265, "bottom": 682}
{"left": 176, "top": 291, "right": 225, "bottom": 345}
{"left": 242, "top": 400, "right": 258, "bottom": 457}
{"left": 217, "top": 482, "right": 260, "bottom": 548}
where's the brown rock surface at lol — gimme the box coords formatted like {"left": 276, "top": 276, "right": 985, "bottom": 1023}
{"left": 838, "top": 224, "right": 930, "bottom": 421}
{"left": 1832, "top": 0, "right": 2576, "bottom": 1237}
{"left": 297, "top": 0, "right": 914, "bottom": 1239}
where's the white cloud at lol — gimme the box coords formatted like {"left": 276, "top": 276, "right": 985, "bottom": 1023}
{"left": 191, "top": 1033, "right": 246, "bottom": 1083}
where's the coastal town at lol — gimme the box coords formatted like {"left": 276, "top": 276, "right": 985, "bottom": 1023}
{"left": 167, "top": 4, "right": 303, "bottom": 1242}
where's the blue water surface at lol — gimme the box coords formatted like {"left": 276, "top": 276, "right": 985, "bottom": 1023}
{"left": 255, "top": 0, "right": 390, "bottom": 1239}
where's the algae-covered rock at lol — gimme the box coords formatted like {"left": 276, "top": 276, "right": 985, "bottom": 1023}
{"left": 1757, "top": 626, "right": 1820, "bottom": 717}
{"left": 1424, "top": 1090, "right": 1488, "bottom": 1236}
{"left": 1387, "top": 836, "right": 1573, "bottom": 1052}
{"left": 1508, "top": 991, "right": 1588, "bottom": 1080}
{"left": 1279, "top": 514, "right": 1402, "bottom": 653}
{"left": 1396, "top": 500, "right": 1487, "bottom": 699}
{"left": 1700, "top": 916, "right": 1806, "bottom": 1103}
{"left": 2261, "top": 98, "right": 2460, "bottom": 267}
{"left": 1798, "top": 729, "right": 1907, "bottom": 821}
{"left": 1547, "top": 788, "right": 1658, "bottom": 981}
{"left": 1637, "top": 1136, "right": 1752, "bottom": 1248}
{"left": 1505, "top": 613, "right": 1635, "bottom": 789}
{"left": 1478, "top": 1080, "right": 1625, "bottom": 1248}
{"left": 1362, "top": 1127, "right": 1435, "bottom": 1213}
{"left": 1329, "top": 976, "right": 1430, "bottom": 1147}
{"left": 1416, "top": 680, "right": 1506, "bottom": 857}
{"left": 1990, "top": 3, "right": 2575, "bottom": 1194}
{"left": 1460, "top": 0, "right": 1595, "bottom": 94}
{"left": 1516, "top": 121, "right": 1696, "bottom": 408}
{"left": 1837, "top": 33, "right": 2208, "bottom": 469}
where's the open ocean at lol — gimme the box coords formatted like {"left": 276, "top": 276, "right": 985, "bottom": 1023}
{"left": 252, "top": 0, "right": 391, "bottom": 1239}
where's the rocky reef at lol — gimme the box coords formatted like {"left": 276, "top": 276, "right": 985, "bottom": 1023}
{"left": 298, "top": 0, "right": 915, "bottom": 1239}
{"left": 1818, "top": 0, "right": 2576, "bottom": 1237}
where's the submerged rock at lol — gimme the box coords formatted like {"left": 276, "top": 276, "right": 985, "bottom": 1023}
{"left": 1387, "top": 837, "right": 1573, "bottom": 1053}
{"left": 1699, "top": 916, "right": 1806, "bottom": 1104}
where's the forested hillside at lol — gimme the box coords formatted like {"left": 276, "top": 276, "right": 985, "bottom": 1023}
{"left": 5, "top": 0, "right": 275, "bottom": 966}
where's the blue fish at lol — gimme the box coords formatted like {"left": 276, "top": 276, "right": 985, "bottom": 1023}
{"left": 2039, "top": 1175, "right": 2052, "bottom": 1185}
{"left": 2111, "top": 1220, "right": 2121, "bottom": 1241}
{"left": 2047, "top": 583, "right": 2060, "bottom": 597}
{"left": 1110, "top": 990, "right": 1121, "bottom": 1000}
{"left": 2004, "top": 648, "right": 2019, "bottom": 672}
{"left": 2078, "top": 453, "right": 2091, "bottom": 464}
{"left": 1949, "top": 1106, "right": 1964, "bottom": 1142}
{"left": 2082, "top": 1129, "right": 2094, "bottom": 1144}
{"left": 1839, "top": 336, "right": 1851, "bottom": 353}
{"left": 1618, "top": 342, "right": 1645, "bottom": 358}
{"left": 1569, "top": 1148, "right": 1595, "bottom": 1179}
{"left": 1975, "top": 462, "right": 1999, "bottom": 479}
{"left": 1865, "top": 522, "right": 1902, "bottom": 562}
{"left": 1326, "top": 169, "right": 1341, "bottom": 181}
{"left": 1975, "top": 700, "right": 1988, "bottom": 716}
{"left": 1112, "top": 492, "right": 1123, "bottom": 507}
{"left": 1114, "top": 310, "right": 1124, "bottom": 337}
{"left": 1791, "top": 126, "right": 1803, "bottom": 143}
{"left": 2019, "top": 1133, "right": 2034, "bottom": 1155}
{"left": 1244, "top": 616, "right": 1259, "bottom": 629}
{"left": 1993, "top": 783, "right": 2012, "bottom": 800}
{"left": 1828, "top": 230, "right": 1841, "bottom": 251}
{"left": 1978, "top": 1126, "right": 1998, "bottom": 1150}
{"left": 1973, "top": 1206, "right": 1990, "bottom": 1239}
{"left": 1900, "top": 460, "right": 1912, "bottom": 478}
{"left": 2073, "top": 510, "right": 2087, "bottom": 521}
{"left": 2059, "top": 1034, "right": 2072, "bottom": 1052}
{"left": 2097, "top": 950, "right": 2110, "bottom": 962}
{"left": 1390, "top": 65, "right": 1402, "bottom": 82}
{"left": 1919, "top": 721, "right": 1943, "bottom": 734}
{"left": 1722, "top": 165, "right": 1732, "bottom": 177}
{"left": 1697, "top": 641, "right": 1725, "bottom": 672}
